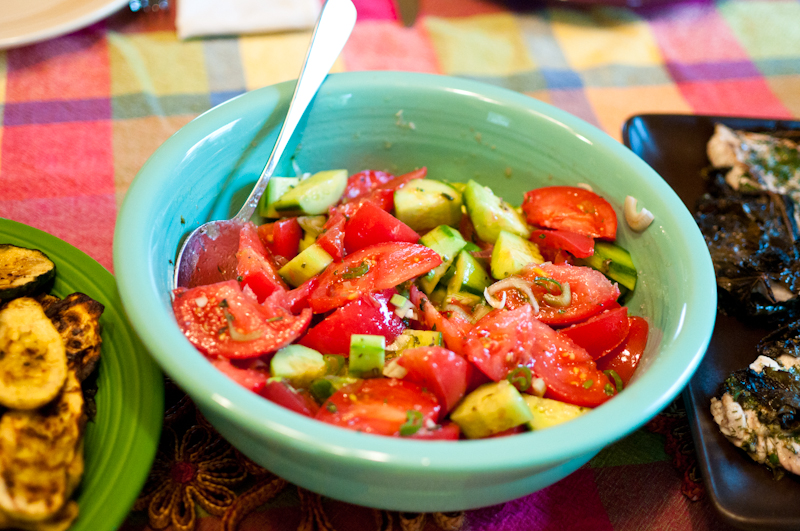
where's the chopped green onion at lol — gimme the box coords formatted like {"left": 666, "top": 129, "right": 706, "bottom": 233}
{"left": 534, "top": 276, "right": 562, "bottom": 293}
{"left": 390, "top": 293, "right": 409, "bottom": 308}
{"left": 604, "top": 383, "right": 615, "bottom": 396}
{"left": 543, "top": 282, "right": 571, "bottom": 307}
{"left": 326, "top": 402, "right": 338, "bottom": 413}
{"left": 603, "top": 369, "right": 624, "bottom": 393}
{"left": 399, "top": 410, "right": 424, "bottom": 437}
{"left": 342, "top": 260, "right": 370, "bottom": 280}
{"left": 507, "top": 366, "right": 532, "bottom": 392}
{"left": 582, "top": 379, "right": 594, "bottom": 389}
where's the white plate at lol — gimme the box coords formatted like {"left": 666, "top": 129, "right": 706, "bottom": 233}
{"left": 0, "top": 0, "right": 129, "bottom": 50}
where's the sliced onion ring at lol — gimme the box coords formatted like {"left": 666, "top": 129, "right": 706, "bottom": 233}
{"left": 624, "top": 196, "right": 654, "bottom": 232}
{"left": 485, "top": 277, "right": 540, "bottom": 314}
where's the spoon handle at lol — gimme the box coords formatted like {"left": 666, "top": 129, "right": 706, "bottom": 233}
{"left": 234, "top": 0, "right": 357, "bottom": 223}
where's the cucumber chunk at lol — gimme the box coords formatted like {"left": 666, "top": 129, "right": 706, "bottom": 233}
{"left": 278, "top": 243, "right": 333, "bottom": 287}
{"left": 257, "top": 177, "right": 300, "bottom": 219}
{"left": 490, "top": 230, "right": 544, "bottom": 280}
{"left": 418, "top": 225, "right": 468, "bottom": 294}
{"left": 450, "top": 380, "right": 533, "bottom": 439}
{"left": 271, "top": 169, "right": 348, "bottom": 216}
{"left": 270, "top": 344, "right": 327, "bottom": 388}
{"left": 349, "top": 334, "right": 386, "bottom": 379}
{"left": 387, "top": 329, "right": 443, "bottom": 358}
{"left": 576, "top": 241, "right": 637, "bottom": 291}
{"left": 463, "top": 180, "right": 530, "bottom": 244}
{"left": 524, "top": 395, "right": 590, "bottom": 430}
{"left": 394, "top": 179, "right": 463, "bottom": 233}
{"left": 447, "top": 250, "right": 492, "bottom": 296}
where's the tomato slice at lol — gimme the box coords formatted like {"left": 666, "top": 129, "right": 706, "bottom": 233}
{"left": 463, "top": 305, "right": 612, "bottom": 407}
{"left": 210, "top": 357, "right": 269, "bottom": 393}
{"left": 260, "top": 379, "right": 319, "bottom": 417}
{"left": 315, "top": 378, "right": 441, "bottom": 437}
{"left": 317, "top": 211, "right": 347, "bottom": 261}
{"left": 397, "top": 346, "right": 468, "bottom": 414}
{"left": 344, "top": 200, "right": 420, "bottom": 254}
{"left": 409, "top": 421, "right": 461, "bottom": 440}
{"left": 596, "top": 316, "right": 648, "bottom": 386}
{"left": 522, "top": 186, "right": 617, "bottom": 240}
{"left": 184, "top": 219, "right": 242, "bottom": 288}
{"left": 508, "top": 262, "right": 620, "bottom": 326}
{"left": 559, "top": 306, "right": 629, "bottom": 359}
{"left": 341, "top": 169, "right": 396, "bottom": 202}
{"left": 309, "top": 242, "right": 441, "bottom": 313}
{"left": 298, "top": 290, "right": 406, "bottom": 355}
{"left": 530, "top": 229, "right": 595, "bottom": 259}
{"left": 172, "top": 280, "right": 311, "bottom": 359}
{"left": 408, "top": 285, "right": 472, "bottom": 355}
{"left": 236, "top": 222, "right": 287, "bottom": 302}
{"left": 271, "top": 218, "right": 302, "bottom": 262}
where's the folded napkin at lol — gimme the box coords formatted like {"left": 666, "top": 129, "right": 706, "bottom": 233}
{"left": 177, "top": 0, "right": 321, "bottom": 39}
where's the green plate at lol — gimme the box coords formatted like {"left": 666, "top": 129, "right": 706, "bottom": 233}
{"left": 0, "top": 218, "right": 163, "bottom": 530}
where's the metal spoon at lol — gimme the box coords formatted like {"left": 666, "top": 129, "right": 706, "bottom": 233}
{"left": 174, "top": 0, "right": 357, "bottom": 289}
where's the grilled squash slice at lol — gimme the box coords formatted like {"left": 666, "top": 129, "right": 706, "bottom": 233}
{"left": 44, "top": 293, "right": 104, "bottom": 382}
{"left": 0, "top": 371, "right": 84, "bottom": 524}
{"left": 0, "top": 245, "right": 56, "bottom": 301}
{"left": 0, "top": 298, "right": 68, "bottom": 410}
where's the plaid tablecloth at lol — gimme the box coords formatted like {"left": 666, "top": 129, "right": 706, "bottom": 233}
{"left": 2, "top": 0, "right": 799, "bottom": 529}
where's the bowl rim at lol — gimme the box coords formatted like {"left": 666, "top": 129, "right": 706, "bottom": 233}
{"left": 115, "top": 70, "right": 716, "bottom": 474}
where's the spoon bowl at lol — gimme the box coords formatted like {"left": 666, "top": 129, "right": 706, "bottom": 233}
{"left": 174, "top": 0, "right": 356, "bottom": 290}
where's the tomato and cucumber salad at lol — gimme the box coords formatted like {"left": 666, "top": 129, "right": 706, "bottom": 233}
{"left": 172, "top": 167, "right": 649, "bottom": 440}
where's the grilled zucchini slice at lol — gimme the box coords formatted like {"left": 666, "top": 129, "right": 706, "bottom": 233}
{"left": 0, "top": 245, "right": 56, "bottom": 301}
{"left": 0, "top": 298, "right": 68, "bottom": 410}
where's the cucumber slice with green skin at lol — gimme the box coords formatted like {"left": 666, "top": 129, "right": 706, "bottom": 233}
{"left": 394, "top": 179, "right": 463, "bottom": 233}
{"left": 524, "top": 395, "right": 590, "bottom": 430}
{"left": 450, "top": 380, "right": 534, "bottom": 439}
{"left": 463, "top": 180, "right": 531, "bottom": 244}
{"left": 257, "top": 177, "right": 300, "bottom": 219}
{"left": 271, "top": 169, "right": 348, "bottom": 216}
{"left": 418, "top": 225, "right": 468, "bottom": 294}
{"left": 348, "top": 334, "right": 385, "bottom": 379}
{"left": 490, "top": 230, "right": 544, "bottom": 280}
{"left": 278, "top": 243, "right": 333, "bottom": 288}
{"left": 270, "top": 344, "right": 327, "bottom": 388}
{"left": 447, "top": 249, "right": 492, "bottom": 296}
{"left": 576, "top": 241, "right": 637, "bottom": 291}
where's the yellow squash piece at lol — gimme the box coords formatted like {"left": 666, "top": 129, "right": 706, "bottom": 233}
{"left": 0, "top": 298, "right": 67, "bottom": 410}
{"left": 0, "top": 371, "right": 85, "bottom": 523}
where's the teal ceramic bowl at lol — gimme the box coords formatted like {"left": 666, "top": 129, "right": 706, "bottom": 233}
{"left": 114, "top": 71, "right": 715, "bottom": 512}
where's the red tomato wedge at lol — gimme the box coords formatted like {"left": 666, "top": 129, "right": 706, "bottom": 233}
{"left": 172, "top": 280, "right": 311, "bottom": 359}
{"left": 236, "top": 222, "right": 287, "bottom": 302}
{"left": 260, "top": 379, "right": 319, "bottom": 417}
{"left": 530, "top": 229, "right": 595, "bottom": 259}
{"left": 317, "top": 211, "right": 347, "bottom": 261}
{"left": 410, "top": 421, "right": 461, "bottom": 440}
{"left": 398, "top": 347, "right": 468, "bottom": 414}
{"left": 315, "top": 378, "right": 441, "bottom": 437}
{"left": 309, "top": 242, "right": 441, "bottom": 313}
{"left": 463, "top": 305, "right": 612, "bottom": 407}
{"left": 271, "top": 218, "right": 302, "bottom": 262}
{"left": 522, "top": 186, "right": 617, "bottom": 240}
{"left": 342, "top": 169, "right": 395, "bottom": 201}
{"left": 210, "top": 357, "right": 269, "bottom": 393}
{"left": 559, "top": 306, "right": 629, "bottom": 359}
{"left": 508, "top": 262, "right": 620, "bottom": 326}
{"left": 596, "top": 316, "right": 648, "bottom": 386}
{"left": 344, "top": 200, "right": 420, "bottom": 254}
{"left": 298, "top": 290, "right": 406, "bottom": 355}
{"left": 336, "top": 169, "right": 425, "bottom": 219}
{"left": 184, "top": 219, "right": 242, "bottom": 288}
{"left": 409, "top": 285, "right": 472, "bottom": 355}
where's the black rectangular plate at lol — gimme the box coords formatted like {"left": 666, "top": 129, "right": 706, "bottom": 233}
{"left": 622, "top": 114, "right": 800, "bottom": 531}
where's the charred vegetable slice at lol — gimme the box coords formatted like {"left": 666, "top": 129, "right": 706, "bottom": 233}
{"left": 44, "top": 293, "right": 105, "bottom": 382}
{"left": 0, "top": 298, "right": 68, "bottom": 410}
{"left": 0, "top": 244, "right": 56, "bottom": 300}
